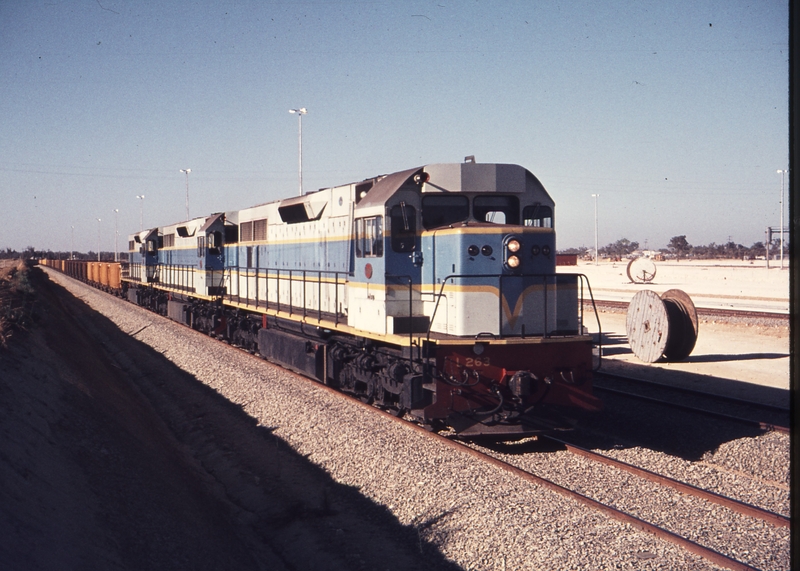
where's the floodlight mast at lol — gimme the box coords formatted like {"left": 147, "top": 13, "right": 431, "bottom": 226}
{"left": 113, "top": 208, "right": 119, "bottom": 262}
{"left": 777, "top": 169, "right": 786, "bottom": 270}
{"left": 591, "top": 194, "right": 600, "bottom": 265}
{"left": 136, "top": 195, "right": 145, "bottom": 231}
{"left": 96, "top": 218, "right": 102, "bottom": 261}
{"left": 180, "top": 169, "right": 191, "bottom": 220}
{"left": 289, "top": 108, "right": 307, "bottom": 195}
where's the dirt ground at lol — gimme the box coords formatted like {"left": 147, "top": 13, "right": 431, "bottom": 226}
{"left": 0, "top": 265, "right": 459, "bottom": 571}
{"left": 587, "top": 309, "right": 790, "bottom": 397}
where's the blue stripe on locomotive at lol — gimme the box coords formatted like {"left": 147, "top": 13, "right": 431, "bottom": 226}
{"left": 158, "top": 244, "right": 224, "bottom": 271}
{"left": 225, "top": 236, "right": 353, "bottom": 278}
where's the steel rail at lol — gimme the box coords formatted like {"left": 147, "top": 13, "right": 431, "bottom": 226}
{"left": 595, "top": 371, "right": 790, "bottom": 414}
{"left": 328, "top": 397, "right": 763, "bottom": 570}
{"left": 279, "top": 374, "right": 765, "bottom": 571}
{"left": 376, "top": 411, "right": 764, "bottom": 571}
{"left": 543, "top": 436, "right": 790, "bottom": 528}
{"left": 594, "top": 384, "right": 790, "bottom": 434}
{"left": 586, "top": 299, "right": 788, "bottom": 322}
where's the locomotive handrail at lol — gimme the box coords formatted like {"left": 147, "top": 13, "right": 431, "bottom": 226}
{"left": 574, "top": 272, "right": 603, "bottom": 371}
{"left": 420, "top": 272, "right": 601, "bottom": 354}
{"left": 155, "top": 263, "right": 197, "bottom": 293}
{"left": 223, "top": 266, "right": 349, "bottom": 325}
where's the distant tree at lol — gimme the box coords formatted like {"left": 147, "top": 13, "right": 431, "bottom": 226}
{"left": 748, "top": 241, "right": 765, "bottom": 258}
{"left": 558, "top": 246, "right": 588, "bottom": 256}
{"left": 600, "top": 238, "right": 639, "bottom": 258}
{"left": 668, "top": 235, "right": 691, "bottom": 260}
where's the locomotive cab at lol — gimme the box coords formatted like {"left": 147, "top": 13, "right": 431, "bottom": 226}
{"left": 158, "top": 214, "right": 226, "bottom": 297}
{"left": 347, "top": 161, "right": 600, "bottom": 436}
{"left": 127, "top": 228, "right": 160, "bottom": 283}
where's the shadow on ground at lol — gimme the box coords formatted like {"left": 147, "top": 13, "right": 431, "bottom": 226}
{"left": 564, "top": 332, "right": 791, "bottom": 460}
{"left": 0, "top": 267, "right": 463, "bottom": 571}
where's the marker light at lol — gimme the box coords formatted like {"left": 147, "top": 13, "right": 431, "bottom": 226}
{"left": 542, "top": 245, "right": 551, "bottom": 256}
{"left": 507, "top": 239, "right": 521, "bottom": 253}
{"left": 468, "top": 245, "right": 479, "bottom": 256}
{"left": 481, "top": 245, "right": 493, "bottom": 256}
{"left": 531, "top": 245, "right": 541, "bottom": 256}
{"left": 507, "top": 255, "right": 520, "bottom": 268}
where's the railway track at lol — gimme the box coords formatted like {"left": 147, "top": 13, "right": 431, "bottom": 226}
{"left": 458, "top": 443, "right": 769, "bottom": 571}
{"left": 316, "top": 391, "right": 780, "bottom": 571}
{"left": 593, "top": 371, "right": 790, "bottom": 434}
{"left": 45, "top": 267, "right": 790, "bottom": 571}
{"left": 172, "top": 327, "right": 786, "bottom": 570}
{"left": 587, "top": 299, "right": 788, "bottom": 323}
{"left": 539, "top": 436, "right": 789, "bottom": 529}
{"left": 282, "top": 368, "right": 788, "bottom": 571}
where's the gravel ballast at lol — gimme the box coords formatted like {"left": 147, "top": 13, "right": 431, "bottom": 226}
{"left": 45, "top": 270, "right": 790, "bottom": 570}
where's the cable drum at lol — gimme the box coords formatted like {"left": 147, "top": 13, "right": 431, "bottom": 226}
{"left": 626, "top": 289, "right": 698, "bottom": 363}
{"left": 660, "top": 289, "right": 699, "bottom": 360}
{"left": 626, "top": 257, "right": 657, "bottom": 283}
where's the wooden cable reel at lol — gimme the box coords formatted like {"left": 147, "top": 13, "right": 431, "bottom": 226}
{"left": 626, "top": 289, "right": 698, "bottom": 362}
{"left": 626, "top": 257, "right": 657, "bottom": 283}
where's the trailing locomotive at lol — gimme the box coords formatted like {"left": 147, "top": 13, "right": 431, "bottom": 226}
{"left": 51, "top": 160, "right": 603, "bottom": 438}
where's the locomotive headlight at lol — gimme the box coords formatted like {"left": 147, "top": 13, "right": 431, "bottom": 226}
{"left": 507, "top": 255, "right": 520, "bottom": 268}
{"left": 507, "top": 239, "right": 521, "bottom": 253}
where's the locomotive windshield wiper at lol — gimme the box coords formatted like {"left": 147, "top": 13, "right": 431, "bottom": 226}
{"left": 399, "top": 201, "right": 410, "bottom": 231}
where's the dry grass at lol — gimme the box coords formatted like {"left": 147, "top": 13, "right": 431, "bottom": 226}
{"left": 0, "top": 259, "right": 33, "bottom": 348}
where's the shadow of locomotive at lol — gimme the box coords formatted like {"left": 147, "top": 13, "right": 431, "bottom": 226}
{"left": 572, "top": 359, "right": 790, "bottom": 461}
{"left": 682, "top": 352, "right": 788, "bottom": 363}
{"left": 32, "top": 268, "right": 465, "bottom": 571}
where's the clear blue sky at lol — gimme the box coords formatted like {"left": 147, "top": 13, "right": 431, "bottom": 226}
{"left": 0, "top": 0, "right": 788, "bottom": 254}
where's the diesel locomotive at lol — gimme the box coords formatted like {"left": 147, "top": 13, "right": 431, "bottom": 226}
{"left": 50, "top": 160, "right": 603, "bottom": 438}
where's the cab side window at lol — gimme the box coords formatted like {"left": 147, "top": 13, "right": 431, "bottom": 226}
{"left": 523, "top": 204, "right": 553, "bottom": 228}
{"left": 208, "top": 231, "right": 222, "bottom": 255}
{"left": 390, "top": 203, "right": 416, "bottom": 252}
{"left": 355, "top": 216, "right": 383, "bottom": 258}
{"left": 421, "top": 195, "right": 469, "bottom": 229}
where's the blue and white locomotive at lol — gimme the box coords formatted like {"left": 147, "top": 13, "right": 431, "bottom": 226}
{"left": 125, "top": 160, "right": 602, "bottom": 437}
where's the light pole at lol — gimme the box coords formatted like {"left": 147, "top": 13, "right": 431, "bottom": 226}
{"left": 113, "top": 209, "right": 119, "bottom": 262}
{"left": 591, "top": 194, "right": 600, "bottom": 265}
{"left": 96, "top": 218, "right": 102, "bottom": 261}
{"left": 136, "top": 194, "right": 145, "bottom": 231}
{"left": 71, "top": 225, "right": 74, "bottom": 260}
{"left": 289, "top": 107, "right": 307, "bottom": 195}
{"left": 180, "top": 168, "right": 191, "bottom": 220}
{"left": 777, "top": 169, "right": 786, "bottom": 269}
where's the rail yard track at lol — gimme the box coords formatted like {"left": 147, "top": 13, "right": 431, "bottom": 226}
{"left": 588, "top": 299, "right": 788, "bottom": 324}
{"left": 310, "top": 382, "right": 789, "bottom": 571}
{"left": 593, "top": 371, "right": 790, "bottom": 434}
